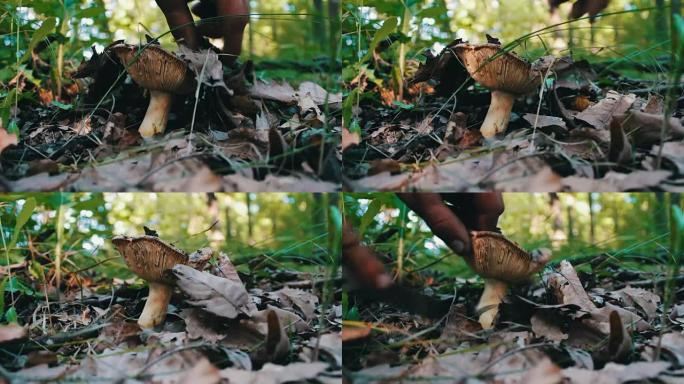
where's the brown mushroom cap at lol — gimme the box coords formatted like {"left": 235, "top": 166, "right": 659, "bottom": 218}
{"left": 112, "top": 235, "right": 189, "bottom": 284}
{"left": 109, "top": 43, "right": 195, "bottom": 94}
{"left": 468, "top": 231, "right": 550, "bottom": 283}
{"left": 454, "top": 43, "right": 542, "bottom": 95}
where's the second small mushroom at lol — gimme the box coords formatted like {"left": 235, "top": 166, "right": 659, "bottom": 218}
{"left": 467, "top": 231, "right": 551, "bottom": 329}
{"left": 454, "top": 42, "right": 542, "bottom": 138}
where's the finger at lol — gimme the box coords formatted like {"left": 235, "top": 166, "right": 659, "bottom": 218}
{"left": 472, "top": 192, "right": 505, "bottom": 231}
{"left": 397, "top": 193, "right": 472, "bottom": 256}
{"left": 342, "top": 222, "right": 393, "bottom": 290}
{"left": 441, "top": 193, "right": 504, "bottom": 231}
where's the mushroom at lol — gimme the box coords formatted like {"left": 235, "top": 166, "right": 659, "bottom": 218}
{"left": 454, "top": 43, "right": 542, "bottom": 138}
{"left": 467, "top": 231, "right": 551, "bottom": 329}
{"left": 109, "top": 42, "right": 195, "bottom": 138}
{"left": 112, "top": 235, "right": 211, "bottom": 328}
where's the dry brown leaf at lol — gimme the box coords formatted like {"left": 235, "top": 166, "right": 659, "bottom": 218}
{"left": 0, "top": 125, "right": 18, "bottom": 155}
{"left": 655, "top": 333, "right": 684, "bottom": 365}
{"left": 576, "top": 91, "right": 636, "bottom": 130}
{"left": 172, "top": 264, "right": 253, "bottom": 319}
{"left": 341, "top": 127, "right": 360, "bottom": 152}
{"left": 247, "top": 305, "right": 310, "bottom": 334}
{"left": 309, "top": 333, "right": 342, "bottom": 368}
{"left": 520, "top": 357, "right": 562, "bottom": 384}
{"left": 178, "top": 46, "right": 229, "bottom": 91}
{"left": 341, "top": 323, "right": 372, "bottom": 342}
{"left": 178, "top": 358, "right": 221, "bottom": 384}
{"left": 530, "top": 310, "right": 568, "bottom": 342}
{"left": 249, "top": 80, "right": 297, "bottom": 104}
{"left": 608, "top": 286, "right": 661, "bottom": 321}
{"left": 547, "top": 261, "right": 649, "bottom": 334}
{"left": 266, "top": 287, "right": 319, "bottom": 321}
{"left": 561, "top": 170, "right": 671, "bottom": 192}
{"left": 297, "top": 81, "right": 342, "bottom": 106}
{"left": 0, "top": 323, "right": 27, "bottom": 344}
{"left": 219, "top": 362, "right": 328, "bottom": 384}
{"left": 653, "top": 142, "right": 684, "bottom": 176}
{"left": 562, "top": 362, "right": 670, "bottom": 384}
{"left": 616, "top": 110, "right": 684, "bottom": 147}
{"left": 182, "top": 308, "right": 227, "bottom": 343}
{"left": 523, "top": 113, "right": 567, "bottom": 129}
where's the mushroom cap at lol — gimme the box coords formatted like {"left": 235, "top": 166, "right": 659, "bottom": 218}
{"left": 453, "top": 43, "right": 542, "bottom": 95}
{"left": 112, "top": 235, "right": 189, "bottom": 284}
{"left": 109, "top": 43, "right": 195, "bottom": 94}
{"left": 468, "top": 231, "right": 551, "bottom": 283}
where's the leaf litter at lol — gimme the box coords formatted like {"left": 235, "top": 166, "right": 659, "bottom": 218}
{"left": 0, "top": 42, "right": 341, "bottom": 192}
{"left": 0, "top": 232, "right": 341, "bottom": 384}
{"left": 344, "top": 256, "right": 684, "bottom": 384}
{"left": 343, "top": 36, "right": 684, "bottom": 192}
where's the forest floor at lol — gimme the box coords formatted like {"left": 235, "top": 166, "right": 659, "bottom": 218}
{"left": 342, "top": 38, "right": 684, "bottom": 192}
{"left": 0, "top": 44, "right": 341, "bottom": 192}
{"left": 0, "top": 234, "right": 341, "bottom": 383}
{"left": 342, "top": 252, "right": 684, "bottom": 383}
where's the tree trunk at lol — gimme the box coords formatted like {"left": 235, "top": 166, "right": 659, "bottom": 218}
{"left": 246, "top": 193, "right": 254, "bottom": 242}
{"left": 656, "top": 192, "right": 668, "bottom": 234}
{"left": 313, "top": 0, "right": 326, "bottom": 50}
{"left": 588, "top": 193, "right": 596, "bottom": 244}
{"left": 656, "top": 0, "right": 666, "bottom": 40}
{"left": 247, "top": 0, "right": 254, "bottom": 58}
{"left": 225, "top": 205, "right": 233, "bottom": 240}
{"left": 328, "top": 0, "right": 341, "bottom": 60}
{"left": 567, "top": 203, "right": 575, "bottom": 241}
{"left": 549, "top": 193, "right": 564, "bottom": 243}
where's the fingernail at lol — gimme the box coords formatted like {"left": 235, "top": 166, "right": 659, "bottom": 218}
{"left": 450, "top": 240, "right": 465, "bottom": 254}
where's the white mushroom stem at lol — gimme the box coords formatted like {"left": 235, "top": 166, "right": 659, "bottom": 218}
{"left": 138, "top": 282, "right": 173, "bottom": 328}
{"left": 480, "top": 90, "right": 517, "bottom": 138}
{"left": 139, "top": 90, "right": 173, "bottom": 138}
{"left": 476, "top": 278, "right": 509, "bottom": 329}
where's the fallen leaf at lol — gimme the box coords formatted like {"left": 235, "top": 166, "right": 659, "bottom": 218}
{"left": 266, "top": 287, "right": 319, "bottom": 321}
{"left": 178, "top": 358, "right": 220, "bottom": 384}
{"left": 249, "top": 80, "right": 297, "bottom": 104}
{"left": 653, "top": 142, "right": 684, "bottom": 176}
{"left": 341, "top": 323, "right": 372, "bottom": 342}
{"left": 178, "top": 46, "right": 229, "bottom": 91}
{"left": 0, "top": 125, "right": 18, "bottom": 155}
{"left": 531, "top": 310, "right": 568, "bottom": 343}
{"left": 616, "top": 110, "right": 684, "bottom": 147}
{"left": 562, "top": 362, "right": 670, "bottom": 384}
{"left": 341, "top": 127, "right": 360, "bottom": 152}
{"left": 523, "top": 113, "right": 567, "bottom": 129}
{"left": 0, "top": 323, "right": 27, "bottom": 344}
{"left": 172, "top": 264, "right": 253, "bottom": 319}
{"left": 576, "top": 91, "right": 636, "bottom": 130}
{"left": 608, "top": 286, "right": 660, "bottom": 321}
{"left": 297, "top": 81, "right": 342, "bottom": 106}
{"left": 219, "top": 362, "right": 328, "bottom": 384}
{"left": 520, "top": 357, "right": 562, "bottom": 384}
{"left": 182, "top": 308, "right": 227, "bottom": 343}
{"left": 72, "top": 116, "right": 92, "bottom": 135}
{"left": 654, "top": 333, "right": 684, "bottom": 365}
{"left": 309, "top": 333, "right": 342, "bottom": 368}
{"left": 561, "top": 170, "right": 671, "bottom": 192}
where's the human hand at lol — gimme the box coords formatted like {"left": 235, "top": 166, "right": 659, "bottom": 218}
{"left": 397, "top": 193, "right": 504, "bottom": 257}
